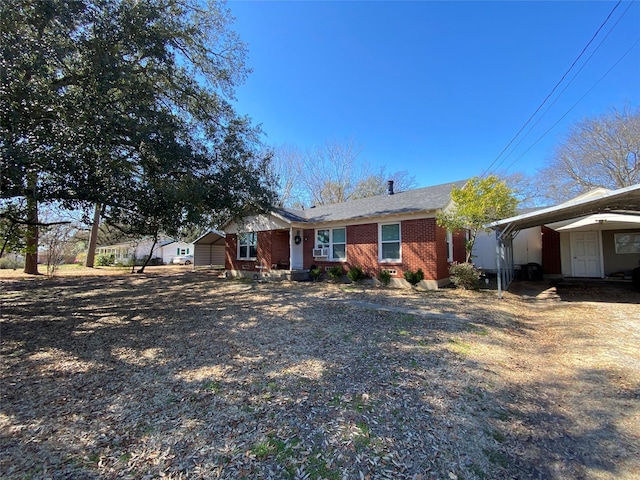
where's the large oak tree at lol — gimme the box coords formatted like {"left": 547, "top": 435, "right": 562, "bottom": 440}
{"left": 1, "top": 0, "right": 276, "bottom": 274}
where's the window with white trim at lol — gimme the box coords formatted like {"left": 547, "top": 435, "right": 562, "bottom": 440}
{"left": 446, "top": 231, "right": 453, "bottom": 262}
{"left": 316, "top": 227, "right": 347, "bottom": 261}
{"left": 238, "top": 232, "right": 257, "bottom": 259}
{"left": 380, "top": 223, "right": 401, "bottom": 262}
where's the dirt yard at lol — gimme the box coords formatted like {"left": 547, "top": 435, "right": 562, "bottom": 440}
{"left": 1, "top": 268, "right": 638, "bottom": 479}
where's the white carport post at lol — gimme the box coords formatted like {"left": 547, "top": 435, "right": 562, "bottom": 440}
{"left": 495, "top": 225, "right": 515, "bottom": 299}
{"left": 496, "top": 227, "right": 503, "bottom": 298}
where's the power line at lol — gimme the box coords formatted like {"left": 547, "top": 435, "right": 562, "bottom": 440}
{"left": 490, "top": 0, "right": 637, "bottom": 173}
{"left": 480, "top": 0, "right": 624, "bottom": 177}
{"left": 501, "top": 36, "right": 640, "bottom": 173}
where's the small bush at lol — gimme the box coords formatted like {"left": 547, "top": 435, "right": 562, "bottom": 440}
{"left": 377, "top": 269, "right": 392, "bottom": 286}
{"left": 347, "top": 266, "right": 366, "bottom": 283}
{"left": 0, "top": 257, "right": 23, "bottom": 269}
{"left": 403, "top": 268, "right": 424, "bottom": 287}
{"left": 309, "top": 267, "right": 322, "bottom": 281}
{"left": 95, "top": 253, "right": 114, "bottom": 266}
{"left": 327, "top": 265, "right": 344, "bottom": 282}
{"left": 449, "top": 262, "right": 482, "bottom": 290}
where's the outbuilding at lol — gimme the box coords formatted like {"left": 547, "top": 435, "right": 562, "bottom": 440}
{"left": 193, "top": 230, "right": 226, "bottom": 269}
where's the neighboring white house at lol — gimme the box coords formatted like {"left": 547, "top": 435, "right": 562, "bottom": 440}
{"left": 96, "top": 237, "right": 192, "bottom": 265}
{"left": 161, "top": 241, "right": 194, "bottom": 265}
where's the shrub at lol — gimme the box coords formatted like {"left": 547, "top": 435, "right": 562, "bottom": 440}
{"left": 347, "top": 265, "right": 366, "bottom": 283}
{"left": 377, "top": 269, "right": 392, "bottom": 286}
{"left": 95, "top": 253, "right": 114, "bottom": 266}
{"left": 327, "top": 265, "right": 344, "bottom": 282}
{"left": 309, "top": 267, "right": 322, "bottom": 281}
{"left": 449, "top": 262, "right": 482, "bottom": 290}
{"left": 0, "top": 257, "right": 23, "bottom": 269}
{"left": 403, "top": 268, "right": 424, "bottom": 287}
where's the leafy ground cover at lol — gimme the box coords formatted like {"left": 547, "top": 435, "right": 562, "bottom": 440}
{"left": 1, "top": 268, "right": 638, "bottom": 479}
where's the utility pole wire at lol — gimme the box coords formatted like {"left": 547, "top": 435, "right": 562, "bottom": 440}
{"left": 490, "top": 0, "right": 636, "bottom": 174}
{"left": 501, "top": 36, "right": 640, "bottom": 173}
{"left": 480, "top": 0, "right": 624, "bottom": 178}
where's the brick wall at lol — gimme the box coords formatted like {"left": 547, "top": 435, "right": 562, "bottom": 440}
{"left": 400, "top": 218, "right": 443, "bottom": 280}
{"left": 226, "top": 230, "right": 290, "bottom": 272}
{"left": 226, "top": 233, "right": 259, "bottom": 272}
{"left": 541, "top": 226, "right": 561, "bottom": 274}
{"left": 229, "top": 219, "right": 449, "bottom": 282}
{"left": 257, "top": 231, "right": 272, "bottom": 269}
{"left": 270, "top": 230, "right": 290, "bottom": 268}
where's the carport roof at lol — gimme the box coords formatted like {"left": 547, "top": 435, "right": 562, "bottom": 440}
{"left": 193, "top": 230, "right": 226, "bottom": 245}
{"left": 487, "top": 183, "right": 640, "bottom": 234}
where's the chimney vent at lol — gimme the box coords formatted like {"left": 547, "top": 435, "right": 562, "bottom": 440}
{"left": 387, "top": 180, "right": 394, "bottom": 195}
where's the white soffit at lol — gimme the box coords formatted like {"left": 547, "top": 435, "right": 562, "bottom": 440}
{"left": 488, "top": 183, "right": 640, "bottom": 233}
{"left": 548, "top": 213, "right": 640, "bottom": 231}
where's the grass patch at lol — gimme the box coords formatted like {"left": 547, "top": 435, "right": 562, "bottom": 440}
{"left": 491, "top": 430, "right": 506, "bottom": 443}
{"left": 466, "top": 323, "right": 490, "bottom": 335}
{"left": 306, "top": 453, "right": 340, "bottom": 480}
{"left": 484, "top": 448, "right": 509, "bottom": 468}
{"left": 203, "top": 380, "right": 221, "bottom": 393}
{"left": 448, "top": 337, "right": 472, "bottom": 355}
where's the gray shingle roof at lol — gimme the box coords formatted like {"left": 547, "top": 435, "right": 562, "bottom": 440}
{"left": 275, "top": 180, "right": 468, "bottom": 224}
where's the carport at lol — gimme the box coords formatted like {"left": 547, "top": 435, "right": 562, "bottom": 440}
{"left": 488, "top": 184, "right": 640, "bottom": 298}
{"left": 192, "top": 230, "right": 226, "bottom": 269}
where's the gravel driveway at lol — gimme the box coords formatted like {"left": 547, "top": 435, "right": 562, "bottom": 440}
{"left": 1, "top": 270, "right": 638, "bottom": 479}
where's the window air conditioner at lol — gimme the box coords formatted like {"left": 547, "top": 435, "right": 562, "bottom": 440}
{"left": 312, "top": 247, "right": 328, "bottom": 257}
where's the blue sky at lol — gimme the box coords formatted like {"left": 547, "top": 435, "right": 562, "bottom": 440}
{"left": 227, "top": 1, "right": 640, "bottom": 187}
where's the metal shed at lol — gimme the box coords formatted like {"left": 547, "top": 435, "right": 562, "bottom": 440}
{"left": 192, "top": 230, "right": 226, "bottom": 269}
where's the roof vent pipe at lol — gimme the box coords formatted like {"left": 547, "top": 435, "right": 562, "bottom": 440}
{"left": 387, "top": 180, "right": 394, "bottom": 195}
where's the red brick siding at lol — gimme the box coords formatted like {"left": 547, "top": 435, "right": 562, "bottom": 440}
{"left": 541, "top": 226, "right": 561, "bottom": 274}
{"left": 257, "top": 231, "right": 272, "bottom": 269}
{"left": 226, "top": 233, "right": 259, "bottom": 271}
{"left": 399, "top": 218, "right": 445, "bottom": 280}
{"left": 302, "top": 228, "right": 316, "bottom": 269}
{"left": 229, "top": 219, "right": 449, "bottom": 282}
{"left": 270, "top": 230, "right": 290, "bottom": 268}
{"left": 344, "top": 224, "right": 379, "bottom": 276}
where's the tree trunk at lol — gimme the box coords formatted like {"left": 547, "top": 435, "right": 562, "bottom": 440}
{"left": 136, "top": 236, "right": 158, "bottom": 273}
{"left": 85, "top": 203, "right": 101, "bottom": 267}
{"left": 23, "top": 188, "right": 40, "bottom": 275}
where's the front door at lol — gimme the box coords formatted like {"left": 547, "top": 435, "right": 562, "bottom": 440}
{"left": 570, "top": 231, "right": 602, "bottom": 277}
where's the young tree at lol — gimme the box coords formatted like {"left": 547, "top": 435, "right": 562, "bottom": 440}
{"left": 437, "top": 175, "right": 518, "bottom": 263}
{"left": 539, "top": 105, "right": 640, "bottom": 203}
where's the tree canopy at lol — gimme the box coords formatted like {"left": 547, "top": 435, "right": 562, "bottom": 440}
{"left": 1, "top": 0, "right": 276, "bottom": 273}
{"left": 270, "top": 139, "right": 417, "bottom": 208}
{"left": 437, "top": 175, "right": 518, "bottom": 263}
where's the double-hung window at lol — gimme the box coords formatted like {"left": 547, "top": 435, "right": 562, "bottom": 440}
{"left": 380, "top": 223, "right": 401, "bottom": 262}
{"left": 316, "top": 228, "right": 347, "bottom": 261}
{"left": 238, "top": 232, "right": 257, "bottom": 259}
